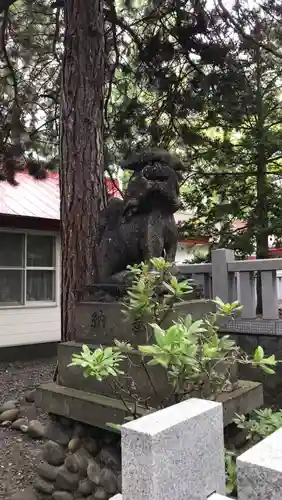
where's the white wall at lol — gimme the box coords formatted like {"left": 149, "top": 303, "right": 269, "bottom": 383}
{"left": 175, "top": 241, "right": 210, "bottom": 263}
{"left": 0, "top": 232, "right": 61, "bottom": 348}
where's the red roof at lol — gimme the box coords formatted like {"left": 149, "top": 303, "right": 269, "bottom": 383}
{"left": 0, "top": 171, "right": 121, "bottom": 220}
{"left": 0, "top": 171, "right": 60, "bottom": 220}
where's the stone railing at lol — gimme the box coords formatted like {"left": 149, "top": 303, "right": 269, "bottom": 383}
{"left": 110, "top": 397, "right": 281, "bottom": 500}
{"left": 178, "top": 249, "right": 282, "bottom": 335}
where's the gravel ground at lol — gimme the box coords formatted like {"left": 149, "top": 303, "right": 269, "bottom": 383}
{"left": 0, "top": 357, "right": 56, "bottom": 500}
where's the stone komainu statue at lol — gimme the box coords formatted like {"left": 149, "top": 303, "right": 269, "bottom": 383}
{"left": 96, "top": 149, "right": 185, "bottom": 288}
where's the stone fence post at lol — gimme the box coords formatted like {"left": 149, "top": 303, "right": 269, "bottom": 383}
{"left": 237, "top": 427, "right": 282, "bottom": 500}
{"left": 211, "top": 249, "right": 235, "bottom": 303}
{"left": 112, "top": 398, "right": 225, "bottom": 500}
{"left": 111, "top": 399, "right": 282, "bottom": 500}
{"left": 211, "top": 427, "right": 282, "bottom": 500}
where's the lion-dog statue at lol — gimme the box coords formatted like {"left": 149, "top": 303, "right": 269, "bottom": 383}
{"left": 96, "top": 149, "right": 185, "bottom": 294}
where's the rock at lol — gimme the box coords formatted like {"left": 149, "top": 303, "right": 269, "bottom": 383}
{"left": 25, "top": 389, "right": 37, "bottom": 403}
{"left": 68, "top": 437, "right": 81, "bottom": 453}
{"left": 99, "top": 468, "right": 117, "bottom": 494}
{"left": 27, "top": 419, "right": 46, "bottom": 439}
{"left": 11, "top": 486, "right": 38, "bottom": 500}
{"left": 34, "top": 476, "right": 55, "bottom": 495}
{"left": 92, "top": 487, "right": 108, "bottom": 500}
{"left": 84, "top": 437, "right": 99, "bottom": 456}
{"left": 99, "top": 446, "right": 121, "bottom": 469}
{"left": 43, "top": 441, "right": 66, "bottom": 466}
{"left": 20, "top": 424, "right": 28, "bottom": 433}
{"left": 73, "top": 448, "right": 92, "bottom": 477}
{"left": 0, "top": 408, "right": 20, "bottom": 422}
{"left": 65, "top": 454, "right": 80, "bottom": 474}
{"left": 55, "top": 468, "right": 79, "bottom": 492}
{"left": 87, "top": 461, "right": 102, "bottom": 485}
{"left": 1, "top": 420, "right": 11, "bottom": 427}
{"left": 77, "top": 478, "right": 94, "bottom": 496}
{"left": 52, "top": 492, "right": 74, "bottom": 500}
{"left": 11, "top": 417, "right": 29, "bottom": 430}
{"left": 0, "top": 400, "right": 18, "bottom": 413}
{"left": 46, "top": 422, "right": 71, "bottom": 446}
{"left": 37, "top": 461, "right": 60, "bottom": 482}
{"left": 233, "top": 429, "right": 248, "bottom": 449}
{"left": 65, "top": 448, "right": 92, "bottom": 477}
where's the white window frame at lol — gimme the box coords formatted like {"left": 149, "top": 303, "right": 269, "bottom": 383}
{"left": 0, "top": 228, "right": 59, "bottom": 309}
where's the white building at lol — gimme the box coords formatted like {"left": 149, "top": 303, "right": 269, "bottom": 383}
{"left": 0, "top": 172, "right": 61, "bottom": 348}
{"left": 0, "top": 173, "right": 208, "bottom": 349}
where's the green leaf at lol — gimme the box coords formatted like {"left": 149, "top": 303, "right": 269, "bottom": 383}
{"left": 254, "top": 346, "right": 264, "bottom": 362}
{"left": 261, "top": 365, "right": 276, "bottom": 375}
{"left": 203, "top": 344, "right": 219, "bottom": 358}
{"left": 114, "top": 340, "right": 133, "bottom": 352}
{"left": 147, "top": 356, "right": 169, "bottom": 367}
{"left": 262, "top": 355, "right": 277, "bottom": 366}
{"left": 187, "top": 319, "right": 206, "bottom": 335}
{"left": 214, "top": 297, "right": 225, "bottom": 308}
{"left": 82, "top": 344, "right": 91, "bottom": 355}
{"left": 106, "top": 422, "right": 121, "bottom": 432}
{"left": 138, "top": 345, "right": 161, "bottom": 355}
{"left": 151, "top": 324, "right": 166, "bottom": 347}
{"left": 163, "top": 282, "right": 175, "bottom": 294}
{"left": 103, "top": 347, "right": 114, "bottom": 357}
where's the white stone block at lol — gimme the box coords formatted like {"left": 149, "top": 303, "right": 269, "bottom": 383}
{"left": 121, "top": 398, "right": 225, "bottom": 500}
{"left": 237, "top": 427, "right": 282, "bottom": 499}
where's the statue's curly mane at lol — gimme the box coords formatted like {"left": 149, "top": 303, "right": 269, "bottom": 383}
{"left": 121, "top": 149, "right": 185, "bottom": 173}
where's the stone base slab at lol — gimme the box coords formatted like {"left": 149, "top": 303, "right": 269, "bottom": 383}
{"left": 36, "top": 380, "right": 263, "bottom": 429}
{"left": 215, "top": 380, "right": 263, "bottom": 425}
{"left": 36, "top": 382, "right": 147, "bottom": 430}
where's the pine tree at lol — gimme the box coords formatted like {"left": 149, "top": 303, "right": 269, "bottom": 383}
{"left": 60, "top": 0, "right": 106, "bottom": 340}
{"left": 0, "top": 0, "right": 62, "bottom": 182}
{"left": 180, "top": 1, "right": 282, "bottom": 261}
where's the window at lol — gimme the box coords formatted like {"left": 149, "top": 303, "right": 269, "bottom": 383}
{"left": 0, "top": 232, "right": 56, "bottom": 306}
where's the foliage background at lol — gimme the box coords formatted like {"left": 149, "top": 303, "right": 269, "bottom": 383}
{"left": 1, "top": 0, "right": 282, "bottom": 256}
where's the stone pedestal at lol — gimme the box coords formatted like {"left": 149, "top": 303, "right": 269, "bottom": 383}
{"left": 36, "top": 296, "right": 264, "bottom": 431}
{"left": 57, "top": 341, "right": 240, "bottom": 408}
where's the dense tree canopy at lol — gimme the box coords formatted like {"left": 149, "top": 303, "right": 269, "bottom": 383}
{"left": 1, "top": 0, "right": 282, "bottom": 258}
{"left": 179, "top": 2, "right": 282, "bottom": 258}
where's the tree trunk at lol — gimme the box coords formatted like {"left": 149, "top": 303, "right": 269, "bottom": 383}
{"left": 60, "top": 0, "right": 106, "bottom": 341}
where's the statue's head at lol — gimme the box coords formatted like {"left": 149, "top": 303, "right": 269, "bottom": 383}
{"left": 122, "top": 149, "right": 185, "bottom": 215}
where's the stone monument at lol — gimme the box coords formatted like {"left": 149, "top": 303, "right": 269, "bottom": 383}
{"left": 73, "top": 148, "right": 212, "bottom": 344}
{"left": 30, "top": 149, "right": 263, "bottom": 500}
{"left": 37, "top": 148, "right": 263, "bottom": 428}
{"left": 80, "top": 149, "right": 187, "bottom": 299}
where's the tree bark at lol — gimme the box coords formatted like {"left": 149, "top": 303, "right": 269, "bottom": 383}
{"left": 60, "top": 0, "right": 106, "bottom": 341}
